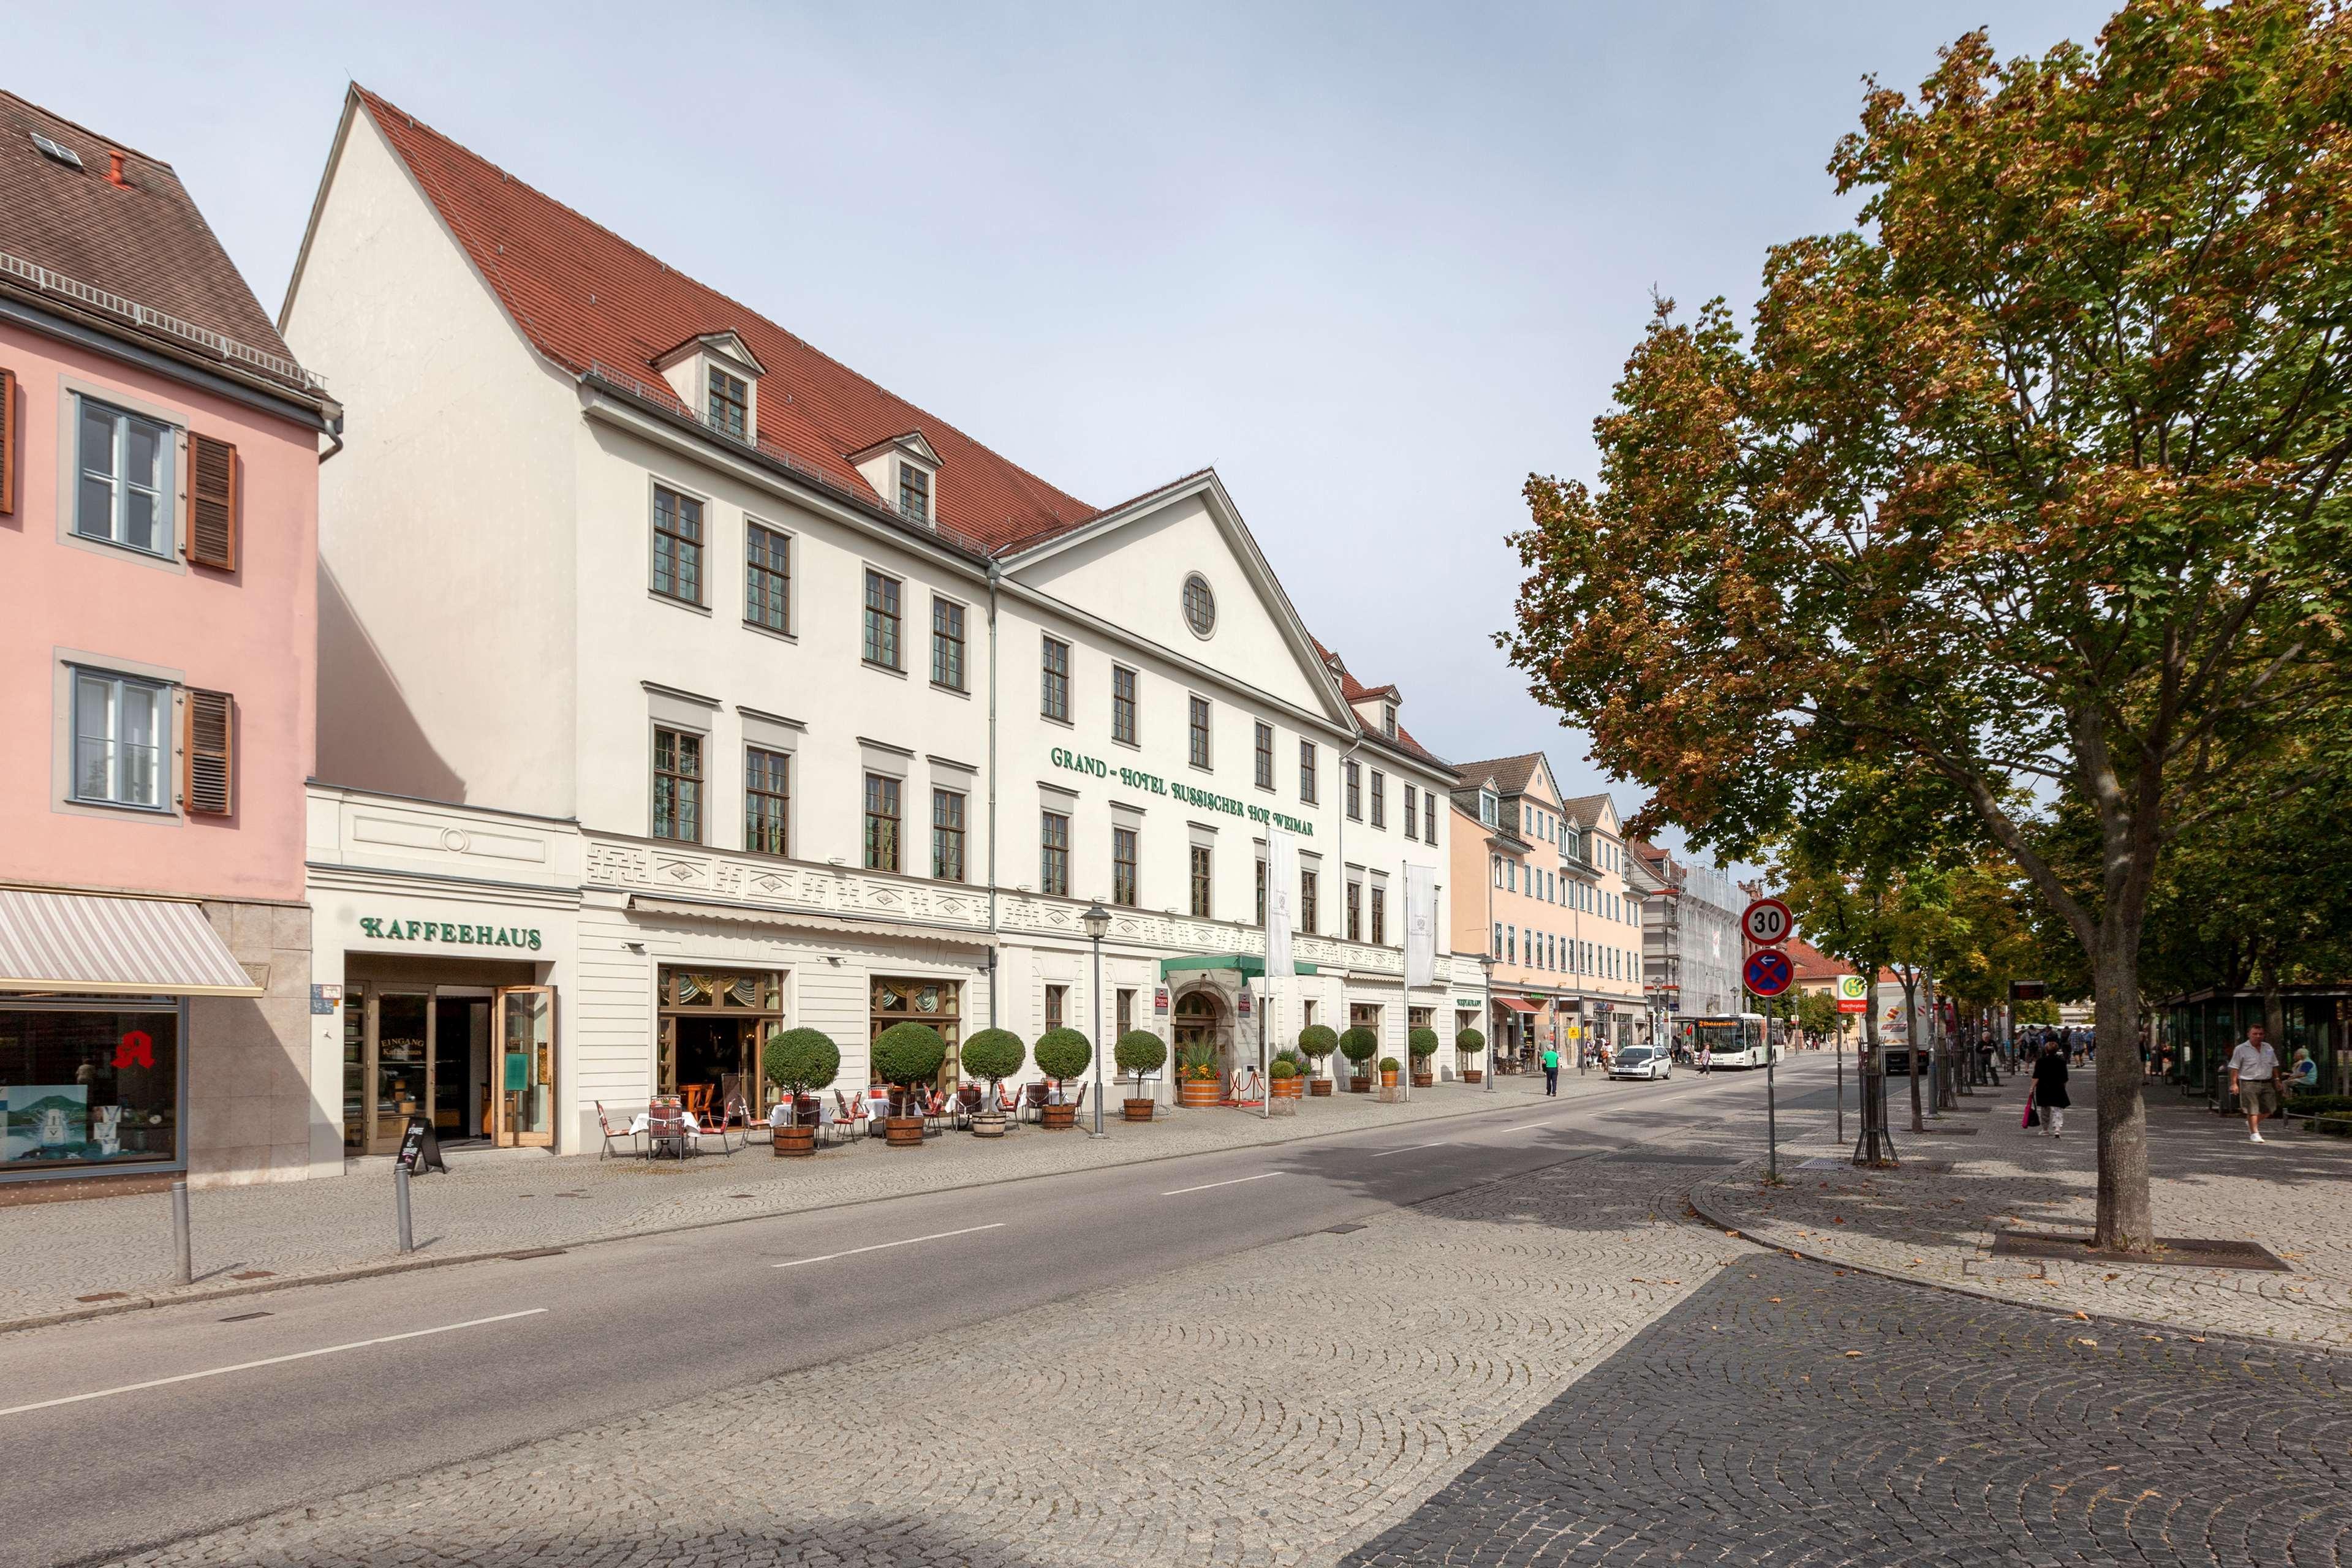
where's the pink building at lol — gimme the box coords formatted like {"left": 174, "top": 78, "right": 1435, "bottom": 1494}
{"left": 0, "top": 92, "right": 339, "bottom": 1191}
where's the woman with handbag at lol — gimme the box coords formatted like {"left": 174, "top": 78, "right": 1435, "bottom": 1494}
{"left": 2029, "top": 1042, "right": 2070, "bottom": 1139}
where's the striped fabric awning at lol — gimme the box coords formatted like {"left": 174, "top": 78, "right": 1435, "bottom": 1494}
{"left": 0, "top": 888, "right": 262, "bottom": 996}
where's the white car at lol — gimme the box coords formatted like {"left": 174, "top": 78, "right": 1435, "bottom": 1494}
{"left": 1608, "top": 1046, "right": 1671, "bottom": 1081}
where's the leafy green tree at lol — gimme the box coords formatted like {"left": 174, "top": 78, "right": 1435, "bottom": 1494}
{"left": 1503, "top": 2, "right": 2352, "bottom": 1248}
{"left": 1794, "top": 990, "right": 1840, "bottom": 1042}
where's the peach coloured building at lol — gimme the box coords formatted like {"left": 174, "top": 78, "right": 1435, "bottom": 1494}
{"left": 0, "top": 92, "right": 339, "bottom": 1191}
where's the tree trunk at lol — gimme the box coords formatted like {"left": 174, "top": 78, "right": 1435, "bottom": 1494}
{"left": 2260, "top": 953, "right": 2286, "bottom": 1046}
{"left": 1901, "top": 973, "right": 1925, "bottom": 1132}
{"left": 2092, "top": 935, "right": 2154, "bottom": 1252}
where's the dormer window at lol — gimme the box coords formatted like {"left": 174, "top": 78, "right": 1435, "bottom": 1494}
{"left": 1382, "top": 704, "right": 1396, "bottom": 739}
{"left": 1479, "top": 790, "right": 1499, "bottom": 827}
{"left": 899, "top": 462, "right": 931, "bottom": 524}
{"left": 708, "top": 367, "right": 749, "bottom": 440}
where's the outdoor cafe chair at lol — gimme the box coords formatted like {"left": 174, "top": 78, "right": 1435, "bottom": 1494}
{"left": 697, "top": 1092, "right": 749, "bottom": 1156}
{"left": 594, "top": 1101, "right": 643, "bottom": 1160}
{"left": 646, "top": 1096, "right": 689, "bottom": 1161}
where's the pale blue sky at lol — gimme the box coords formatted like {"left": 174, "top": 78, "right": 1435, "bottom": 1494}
{"left": 12, "top": 1, "right": 2114, "bottom": 850}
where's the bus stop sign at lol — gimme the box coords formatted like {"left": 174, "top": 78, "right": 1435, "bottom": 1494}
{"left": 1744, "top": 948, "right": 1795, "bottom": 998}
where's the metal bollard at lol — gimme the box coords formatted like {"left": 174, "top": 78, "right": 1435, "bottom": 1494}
{"left": 171, "top": 1179, "right": 193, "bottom": 1286}
{"left": 394, "top": 1163, "right": 415, "bottom": 1254}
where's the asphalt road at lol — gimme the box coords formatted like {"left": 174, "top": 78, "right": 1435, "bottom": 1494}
{"left": 0, "top": 1058, "right": 1839, "bottom": 1568}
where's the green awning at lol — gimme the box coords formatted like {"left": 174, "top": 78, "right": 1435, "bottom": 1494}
{"left": 1157, "top": 955, "right": 1318, "bottom": 979}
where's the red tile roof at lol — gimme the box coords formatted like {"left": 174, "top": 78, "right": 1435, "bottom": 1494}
{"left": 0, "top": 91, "right": 314, "bottom": 393}
{"left": 1308, "top": 638, "right": 1450, "bottom": 773}
{"left": 1783, "top": 937, "right": 1855, "bottom": 981}
{"left": 354, "top": 88, "right": 1094, "bottom": 553}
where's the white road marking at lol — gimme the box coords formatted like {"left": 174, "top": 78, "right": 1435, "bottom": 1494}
{"left": 0, "top": 1309, "right": 548, "bottom": 1419}
{"left": 1162, "top": 1171, "right": 1285, "bottom": 1196}
{"left": 1369, "top": 1142, "right": 1451, "bottom": 1158}
{"left": 771, "top": 1222, "right": 1005, "bottom": 1268}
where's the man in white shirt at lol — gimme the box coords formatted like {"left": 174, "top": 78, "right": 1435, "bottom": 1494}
{"left": 2229, "top": 1024, "right": 2283, "bottom": 1144}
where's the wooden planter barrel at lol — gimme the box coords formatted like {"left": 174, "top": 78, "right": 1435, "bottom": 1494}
{"left": 972, "top": 1112, "right": 1007, "bottom": 1139}
{"left": 1178, "top": 1077, "right": 1221, "bottom": 1107}
{"left": 883, "top": 1115, "right": 926, "bottom": 1148}
{"left": 1122, "top": 1097, "right": 1155, "bottom": 1123}
{"left": 772, "top": 1123, "right": 817, "bottom": 1158}
{"left": 1042, "top": 1102, "right": 1078, "bottom": 1131}
{"left": 1379, "top": 1069, "right": 1400, "bottom": 1088}
{"left": 1463, "top": 1068, "right": 1484, "bottom": 1084}
{"left": 1309, "top": 1079, "right": 1334, "bottom": 1097}
{"left": 1410, "top": 1069, "right": 1434, "bottom": 1088}
{"left": 1349, "top": 1077, "right": 1373, "bottom": 1094}
{"left": 1272, "top": 1075, "right": 1304, "bottom": 1099}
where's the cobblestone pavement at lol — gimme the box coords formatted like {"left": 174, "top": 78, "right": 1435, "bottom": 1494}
{"left": 1343, "top": 1250, "right": 2352, "bottom": 1567}
{"left": 0, "top": 1074, "right": 1639, "bottom": 1329}
{"left": 104, "top": 1123, "right": 1759, "bottom": 1567}
{"left": 1692, "top": 1083, "right": 2352, "bottom": 1349}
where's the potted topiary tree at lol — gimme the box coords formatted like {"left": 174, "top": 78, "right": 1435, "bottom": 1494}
{"left": 1378, "top": 1055, "right": 1402, "bottom": 1094}
{"left": 1339, "top": 1027, "right": 1379, "bottom": 1092}
{"left": 1176, "top": 1038, "right": 1223, "bottom": 1107}
{"left": 871, "top": 1022, "right": 947, "bottom": 1148}
{"left": 1034, "top": 1027, "right": 1092, "bottom": 1130}
{"left": 1268, "top": 1055, "right": 1299, "bottom": 1115}
{"left": 1409, "top": 1027, "right": 1440, "bottom": 1088}
{"left": 1114, "top": 1030, "right": 1166, "bottom": 1122}
{"left": 1298, "top": 1025, "right": 1337, "bottom": 1096}
{"left": 1456, "top": 1027, "right": 1487, "bottom": 1084}
{"left": 762, "top": 1027, "right": 840, "bottom": 1157}
{"left": 1270, "top": 1049, "right": 1308, "bottom": 1099}
{"left": 960, "top": 1027, "right": 1024, "bottom": 1139}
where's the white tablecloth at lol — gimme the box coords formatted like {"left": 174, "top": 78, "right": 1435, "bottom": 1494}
{"left": 629, "top": 1111, "right": 703, "bottom": 1136}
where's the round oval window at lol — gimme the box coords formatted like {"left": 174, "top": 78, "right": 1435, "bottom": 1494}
{"left": 1182, "top": 573, "right": 1216, "bottom": 638}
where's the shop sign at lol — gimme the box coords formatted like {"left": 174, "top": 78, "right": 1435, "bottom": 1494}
{"left": 1454, "top": 997, "right": 1480, "bottom": 1009}
{"left": 1049, "top": 747, "right": 1316, "bottom": 836}
{"left": 310, "top": 983, "right": 342, "bottom": 1016}
{"left": 1154, "top": 987, "right": 1170, "bottom": 1014}
{"left": 358, "top": 915, "right": 542, "bottom": 950}
{"left": 1238, "top": 990, "right": 1252, "bottom": 1016}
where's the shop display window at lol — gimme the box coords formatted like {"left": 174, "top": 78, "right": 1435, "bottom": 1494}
{"left": 0, "top": 1005, "right": 180, "bottom": 1170}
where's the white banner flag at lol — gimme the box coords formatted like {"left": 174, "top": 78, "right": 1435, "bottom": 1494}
{"left": 1404, "top": 862, "right": 1437, "bottom": 987}
{"left": 1265, "top": 828, "right": 1297, "bottom": 979}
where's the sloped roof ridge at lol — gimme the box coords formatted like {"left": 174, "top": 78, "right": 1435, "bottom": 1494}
{"left": 354, "top": 86, "right": 1094, "bottom": 541}
{"left": 993, "top": 466, "right": 1217, "bottom": 557}
{"left": 1, "top": 90, "right": 170, "bottom": 168}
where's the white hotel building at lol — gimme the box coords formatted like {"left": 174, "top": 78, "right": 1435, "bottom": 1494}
{"left": 285, "top": 88, "right": 1461, "bottom": 1161}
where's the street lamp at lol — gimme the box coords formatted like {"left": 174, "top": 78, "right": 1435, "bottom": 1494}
{"left": 1478, "top": 951, "right": 1496, "bottom": 1095}
{"left": 1081, "top": 902, "right": 1111, "bottom": 1137}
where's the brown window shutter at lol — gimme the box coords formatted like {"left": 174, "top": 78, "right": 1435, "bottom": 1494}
{"left": 0, "top": 366, "right": 17, "bottom": 517}
{"left": 186, "top": 432, "right": 239, "bottom": 569}
{"left": 184, "top": 689, "right": 233, "bottom": 815}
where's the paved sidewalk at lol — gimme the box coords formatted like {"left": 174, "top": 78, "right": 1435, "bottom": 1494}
{"left": 1691, "top": 1082, "right": 2352, "bottom": 1349}
{"left": 1, "top": 1072, "right": 1617, "bottom": 1329}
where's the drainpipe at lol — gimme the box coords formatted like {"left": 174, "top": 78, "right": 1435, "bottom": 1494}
{"left": 985, "top": 563, "right": 1001, "bottom": 1030}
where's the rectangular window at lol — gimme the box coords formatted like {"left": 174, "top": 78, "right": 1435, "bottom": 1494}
{"left": 1111, "top": 666, "right": 1138, "bottom": 744}
{"left": 1255, "top": 857, "right": 1267, "bottom": 925}
{"left": 1042, "top": 636, "right": 1071, "bottom": 722}
{"left": 1370, "top": 769, "right": 1386, "bottom": 829}
{"left": 1345, "top": 760, "right": 1361, "bottom": 821}
{"left": 70, "top": 669, "right": 167, "bottom": 809}
{"left": 1113, "top": 826, "right": 1140, "bottom": 907}
{"left": 0, "top": 1006, "right": 181, "bottom": 1171}
{"left": 1254, "top": 722, "right": 1274, "bottom": 790}
{"left": 1371, "top": 884, "right": 1387, "bottom": 945}
{"left": 863, "top": 569, "right": 902, "bottom": 669}
{"left": 1424, "top": 792, "right": 1437, "bottom": 843}
{"left": 1303, "top": 1000, "right": 1318, "bottom": 1029}
{"left": 1507, "top": 925, "right": 1516, "bottom": 965}
{"left": 1040, "top": 810, "right": 1070, "bottom": 896}
{"left": 744, "top": 745, "right": 789, "bottom": 855}
{"left": 651, "top": 486, "right": 704, "bottom": 603}
{"left": 1045, "top": 984, "right": 1065, "bottom": 1030}
{"left": 652, "top": 726, "right": 703, "bottom": 842}
{"left": 1299, "top": 740, "right": 1318, "bottom": 803}
{"left": 744, "top": 522, "right": 790, "bottom": 633}
{"left": 1189, "top": 695, "right": 1212, "bottom": 769}
{"left": 1492, "top": 921, "right": 1502, "bottom": 956}
{"left": 1404, "top": 784, "right": 1418, "bottom": 839}
{"left": 1301, "top": 869, "right": 1319, "bottom": 934}
{"left": 931, "top": 597, "right": 967, "bottom": 690}
{"left": 1117, "top": 989, "right": 1134, "bottom": 1035}
{"left": 864, "top": 773, "right": 902, "bottom": 872}
{"left": 1346, "top": 880, "right": 1362, "bottom": 942}
{"left": 899, "top": 463, "right": 930, "bottom": 524}
{"left": 74, "top": 398, "right": 172, "bottom": 556}
{"left": 932, "top": 788, "right": 966, "bottom": 882}
{"left": 1508, "top": 861, "right": 1518, "bottom": 893}
{"left": 708, "top": 367, "right": 749, "bottom": 439}
{"left": 1382, "top": 704, "right": 1396, "bottom": 739}
{"left": 1190, "top": 843, "right": 1212, "bottom": 918}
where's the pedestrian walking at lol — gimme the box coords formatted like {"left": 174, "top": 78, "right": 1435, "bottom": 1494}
{"left": 2229, "top": 1024, "right": 2283, "bottom": 1143}
{"left": 1541, "top": 1044, "right": 1560, "bottom": 1096}
{"left": 2030, "top": 1041, "right": 2070, "bottom": 1139}
{"left": 1698, "top": 1042, "right": 1712, "bottom": 1075}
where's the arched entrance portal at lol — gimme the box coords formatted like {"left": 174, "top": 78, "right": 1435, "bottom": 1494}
{"left": 1172, "top": 989, "right": 1230, "bottom": 1086}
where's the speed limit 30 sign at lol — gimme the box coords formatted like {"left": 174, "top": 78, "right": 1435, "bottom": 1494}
{"left": 1741, "top": 897, "right": 1793, "bottom": 946}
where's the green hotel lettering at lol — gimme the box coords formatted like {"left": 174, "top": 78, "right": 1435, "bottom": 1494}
{"left": 1049, "top": 747, "right": 1314, "bottom": 835}
{"left": 360, "top": 916, "right": 543, "bottom": 950}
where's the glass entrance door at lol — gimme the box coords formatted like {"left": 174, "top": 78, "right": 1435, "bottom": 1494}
{"left": 372, "top": 992, "right": 433, "bottom": 1155}
{"left": 494, "top": 987, "right": 556, "bottom": 1147}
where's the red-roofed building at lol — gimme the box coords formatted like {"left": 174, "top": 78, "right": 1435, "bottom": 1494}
{"left": 285, "top": 88, "right": 1464, "bottom": 1153}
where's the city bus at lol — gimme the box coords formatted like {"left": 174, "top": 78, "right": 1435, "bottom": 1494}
{"left": 1681, "top": 1013, "right": 1780, "bottom": 1069}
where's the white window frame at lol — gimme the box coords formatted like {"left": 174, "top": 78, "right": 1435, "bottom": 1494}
{"left": 74, "top": 396, "right": 175, "bottom": 557}
{"left": 71, "top": 667, "right": 172, "bottom": 811}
